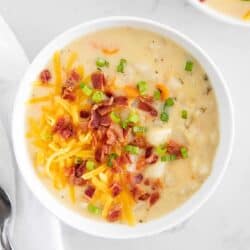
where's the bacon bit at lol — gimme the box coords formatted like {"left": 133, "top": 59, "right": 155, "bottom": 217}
{"left": 95, "top": 147, "right": 104, "bottom": 163}
{"left": 145, "top": 146, "right": 153, "bottom": 158}
{"left": 104, "top": 90, "right": 114, "bottom": 98}
{"left": 66, "top": 163, "right": 86, "bottom": 186}
{"left": 85, "top": 185, "right": 95, "bottom": 198}
{"left": 131, "top": 185, "right": 149, "bottom": 201}
{"left": 75, "top": 161, "right": 86, "bottom": 177}
{"left": 67, "top": 70, "right": 80, "bottom": 83}
{"left": 99, "top": 115, "right": 112, "bottom": 127}
{"left": 131, "top": 136, "right": 149, "bottom": 148}
{"left": 61, "top": 87, "right": 76, "bottom": 101}
{"left": 144, "top": 178, "right": 150, "bottom": 186}
{"left": 96, "top": 105, "right": 112, "bottom": 116}
{"left": 95, "top": 145, "right": 110, "bottom": 163}
{"left": 79, "top": 110, "right": 90, "bottom": 119}
{"left": 89, "top": 110, "right": 101, "bottom": 129}
{"left": 149, "top": 192, "right": 160, "bottom": 206}
{"left": 145, "top": 146, "right": 158, "bottom": 164}
{"left": 138, "top": 98, "right": 158, "bottom": 117}
{"left": 61, "top": 70, "right": 80, "bottom": 102}
{"left": 40, "top": 69, "right": 51, "bottom": 83}
{"left": 102, "top": 47, "right": 119, "bottom": 55}
{"left": 106, "top": 128, "right": 117, "bottom": 145}
{"left": 138, "top": 193, "right": 150, "bottom": 201}
{"left": 91, "top": 132, "right": 98, "bottom": 148}
{"left": 110, "top": 182, "right": 122, "bottom": 197}
{"left": 146, "top": 154, "right": 158, "bottom": 164}
{"left": 136, "top": 156, "right": 147, "bottom": 170}
{"left": 107, "top": 206, "right": 121, "bottom": 222}
{"left": 151, "top": 178, "right": 163, "bottom": 190}
{"left": 96, "top": 126, "right": 108, "bottom": 142}
{"left": 91, "top": 72, "right": 106, "bottom": 90}
{"left": 53, "top": 117, "right": 75, "bottom": 139}
{"left": 106, "top": 123, "right": 124, "bottom": 145}
{"left": 167, "top": 140, "right": 182, "bottom": 157}
{"left": 123, "top": 127, "right": 131, "bottom": 140}
{"left": 116, "top": 153, "right": 131, "bottom": 166}
{"left": 128, "top": 172, "right": 143, "bottom": 186}
{"left": 113, "top": 96, "right": 128, "bottom": 106}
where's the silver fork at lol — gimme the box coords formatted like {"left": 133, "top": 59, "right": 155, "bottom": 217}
{"left": 0, "top": 186, "right": 12, "bottom": 250}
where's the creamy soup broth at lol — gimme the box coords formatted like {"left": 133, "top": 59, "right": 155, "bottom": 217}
{"left": 26, "top": 27, "right": 219, "bottom": 224}
{"left": 202, "top": 0, "right": 250, "bottom": 20}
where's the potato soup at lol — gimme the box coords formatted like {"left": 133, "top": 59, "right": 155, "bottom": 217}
{"left": 200, "top": 0, "right": 250, "bottom": 21}
{"left": 26, "top": 27, "right": 219, "bottom": 225}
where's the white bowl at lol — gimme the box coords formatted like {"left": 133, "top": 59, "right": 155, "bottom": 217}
{"left": 12, "top": 16, "right": 234, "bottom": 239}
{"left": 188, "top": 0, "right": 250, "bottom": 27}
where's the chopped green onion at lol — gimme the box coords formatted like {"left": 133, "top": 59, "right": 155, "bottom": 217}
{"left": 124, "top": 144, "right": 139, "bottom": 155}
{"left": 80, "top": 83, "right": 93, "bottom": 96}
{"left": 170, "top": 154, "right": 177, "bottom": 161}
{"left": 128, "top": 112, "right": 139, "bottom": 123}
{"left": 156, "top": 145, "right": 166, "bottom": 156}
{"left": 185, "top": 60, "right": 194, "bottom": 72}
{"left": 164, "top": 97, "right": 174, "bottom": 108}
{"left": 107, "top": 153, "right": 118, "bottom": 167}
{"left": 110, "top": 111, "right": 121, "bottom": 123}
{"left": 161, "top": 154, "right": 171, "bottom": 162}
{"left": 92, "top": 91, "right": 105, "bottom": 103}
{"left": 133, "top": 126, "right": 146, "bottom": 133}
{"left": 117, "top": 58, "right": 127, "bottom": 73}
{"left": 181, "top": 110, "right": 188, "bottom": 119}
{"left": 86, "top": 160, "right": 95, "bottom": 171}
{"left": 120, "top": 120, "right": 128, "bottom": 129}
{"left": 180, "top": 147, "right": 188, "bottom": 158}
{"left": 137, "top": 81, "right": 148, "bottom": 95}
{"left": 96, "top": 58, "right": 109, "bottom": 67}
{"left": 153, "top": 89, "right": 161, "bottom": 100}
{"left": 87, "top": 204, "right": 101, "bottom": 214}
{"left": 161, "top": 154, "right": 177, "bottom": 162}
{"left": 160, "top": 112, "right": 169, "bottom": 122}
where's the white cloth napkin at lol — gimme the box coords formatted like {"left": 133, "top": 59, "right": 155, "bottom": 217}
{"left": 0, "top": 15, "right": 63, "bottom": 250}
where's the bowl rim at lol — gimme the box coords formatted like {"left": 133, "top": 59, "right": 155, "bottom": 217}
{"left": 11, "top": 16, "right": 235, "bottom": 239}
{"left": 188, "top": 0, "right": 250, "bottom": 27}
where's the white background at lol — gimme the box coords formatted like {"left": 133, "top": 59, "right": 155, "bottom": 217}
{"left": 0, "top": 0, "right": 249, "bottom": 249}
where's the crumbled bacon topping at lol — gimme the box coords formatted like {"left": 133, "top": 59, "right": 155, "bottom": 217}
{"left": 61, "top": 70, "right": 80, "bottom": 101}
{"left": 79, "top": 110, "right": 90, "bottom": 119}
{"left": 95, "top": 144, "right": 110, "bottom": 163}
{"left": 110, "top": 182, "right": 122, "bottom": 197}
{"left": 61, "top": 87, "right": 76, "bottom": 101}
{"left": 40, "top": 69, "right": 51, "bottom": 83}
{"left": 138, "top": 97, "right": 158, "bottom": 117}
{"left": 91, "top": 72, "right": 106, "bottom": 90}
{"left": 65, "top": 162, "right": 86, "bottom": 186}
{"left": 53, "top": 116, "right": 75, "bottom": 139}
{"left": 106, "top": 123, "right": 124, "bottom": 145}
{"left": 113, "top": 96, "right": 128, "bottom": 106}
{"left": 167, "top": 140, "right": 182, "bottom": 157}
{"left": 145, "top": 146, "right": 158, "bottom": 164}
{"left": 85, "top": 185, "right": 95, "bottom": 198}
{"left": 149, "top": 192, "right": 160, "bottom": 206}
{"left": 107, "top": 206, "right": 122, "bottom": 222}
{"left": 131, "top": 136, "right": 149, "bottom": 148}
{"left": 127, "top": 172, "right": 143, "bottom": 186}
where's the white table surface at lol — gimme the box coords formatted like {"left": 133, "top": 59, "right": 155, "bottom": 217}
{"left": 0, "top": 0, "right": 249, "bottom": 250}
